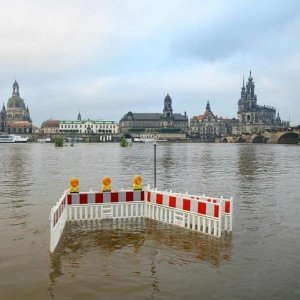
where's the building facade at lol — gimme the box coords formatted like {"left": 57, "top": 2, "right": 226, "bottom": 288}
{"left": 59, "top": 119, "right": 119, "bottom": 134}
{"left": 119, "top": 94, "right": 188, "bottom": 134}
{"left": 41, "top": 120, "right": 60, "bottom": 134}
{"left": 189, "top": 101, "right": 228, "bottom": 137}
{"left": 6, "top": 121, "right": 32, "bottom": 134}
{"left": 233, "top": 71, "right": 288, "bottom": 134}
{"left": 0, "top": 80, "right": 32, "bottom": 133}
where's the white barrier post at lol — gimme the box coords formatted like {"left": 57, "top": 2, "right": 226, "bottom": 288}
{"left": 229, "top": 197, "right": 233, "bottom": 231}
{"left": 218, "top": 201, "right": 222, "bottom": 237}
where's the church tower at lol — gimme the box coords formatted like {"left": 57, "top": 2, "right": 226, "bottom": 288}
{"left": 237, "top": 71, "right": 258, "bottom": 123}
{"left": 77, "top": 110, "right": 81, "bottom": 121}
{"left": 163, "top": 94, "right": 173, "bottom": 127}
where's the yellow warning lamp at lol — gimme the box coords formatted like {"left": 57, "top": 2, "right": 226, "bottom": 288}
{"left": 133, "top": 175, "right": 142, "bottom": 190}
{"left": 69, "top": 178, "right": 79, "bottom": 193}
{"left": 102, "top": 176, "right": 112, "bottom": 192}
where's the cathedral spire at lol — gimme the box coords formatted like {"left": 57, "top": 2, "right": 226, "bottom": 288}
{"left": 77, "top": 110, "right": 81, "bottom": 121}
{"left": 248, "top": 70, "right": 253, "bottom": 81}
{"left": 241, "top": 74, "right": 246, "bottom": 94}
{"left": 206, "top": 101, "right": 211, "bottom": 110}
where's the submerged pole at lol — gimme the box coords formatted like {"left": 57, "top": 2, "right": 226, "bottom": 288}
{"left": 154, "top": 141, "right": 156, "bottom": 189}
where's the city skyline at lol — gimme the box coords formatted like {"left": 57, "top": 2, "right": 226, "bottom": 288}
{"left": 0, "top": 0, "right": 299, "bottom": 126}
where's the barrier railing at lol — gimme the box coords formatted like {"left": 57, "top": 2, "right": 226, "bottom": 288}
{"left": 146, "top": 189, "right": 222, "bottom": 237}
{"left": 49, "top": 186, "right": 233, "bottom": 252}
{"left": 165, "top": 191, "right": 233, "bottom": 232}
{"left": 49, "top": 190, "right": 68, "bottom": 252}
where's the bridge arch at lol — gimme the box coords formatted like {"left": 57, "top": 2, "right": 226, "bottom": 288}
{"left": 277, "top": 132, "right": 299, "bottom": 144}
{"left": 252, "top": 135, "right": 267, "bottom": 143}
{"left": 237, "top": 137, "right": 245, "bottom": 143}
{"left": 222, "top": 138, "right": 228, "bottom": 143}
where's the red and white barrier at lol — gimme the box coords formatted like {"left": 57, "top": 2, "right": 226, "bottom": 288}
{"left": 67, "top": 190, "right": 145, "bottom": 205}
{"left": 49, "top": 188, "right": 233, "bottom": 252}
{"left": 49, "top": 190, "right": 68, "bottom": 252}
{"left": 165, "top": 191, "right": 233, "bottom": 231}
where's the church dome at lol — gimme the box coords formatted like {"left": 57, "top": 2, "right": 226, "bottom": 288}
{"left": 5, "top": 80, "right": 31, "bottom": 122}
{"left": 7, "top": 96, "right": 26, "bottom": 108}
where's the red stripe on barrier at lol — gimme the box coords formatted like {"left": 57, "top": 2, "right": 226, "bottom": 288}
{"left": 156, "top": 194, "right": 163, "bottom": 205}
{"left": 207, "top": 198, "right": 211, "bottom": 202}
{"left": 214, "top": 205, "right": 219, "bottom": 218}
{"left": 147, "top": 191, "right": 150, "bottom": 202}
{"left": 141, "top": 191, "right": 144, "bottom": 201}
{"left": 169, "top": 196, "right": 176, "bottom": 208}
{"left": 198, "top": 202, "right": 206, "bottom": 214}
{"left": 95, "top": 193, "right": 103, "bottom": 203}
{"left": 67, "top": 194, "right": 72, "bottom": 205}
{"left": 126, "top": 191, "right": 134, "bottom": 201}
{"left": 79, "top": 194, "right": 88, "bottom": 204}
{"left": 213, "top": 199, "right": 217, "bottom": 203}
{"left": 111, "top": 192, "right": 118, "bottom": 202}
{"left": 183, "top": 198, "right": 191, "bottom": 211}
{"left": 225, "top": 201, "right": 230, "bottom": 213}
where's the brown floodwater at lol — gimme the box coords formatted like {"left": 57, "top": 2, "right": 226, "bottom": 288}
{"left": 0, "top": 143, "right": 299, "bottom": 300}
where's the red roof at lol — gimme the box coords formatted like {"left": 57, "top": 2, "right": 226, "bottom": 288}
{"left": 41, "top": 120, "right": 60, "bottom": 128}
{"left": 6, "top": 121, "right": 31, "bottom": 128}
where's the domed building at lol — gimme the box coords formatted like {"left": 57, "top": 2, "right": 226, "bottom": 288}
{"left": 41, "top": 119, "right": 60, "bottom": 133}
{"left": 0, "top": 80, "right": 32, "bottom": 133}
{"left": 6, "top": 80, "right": 31, "bottom": 122}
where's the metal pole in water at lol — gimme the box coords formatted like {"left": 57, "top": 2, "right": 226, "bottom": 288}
{"left": 154, "top": 140, "right": 156, "bottom": 189}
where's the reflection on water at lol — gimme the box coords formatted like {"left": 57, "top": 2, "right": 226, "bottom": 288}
{"left": 238, "top": 144, "right": 259, "bottom": 178}
{"left": 0, "top": 145, "right": 34, "bottom": 228}
{"left": 49, "top": 218, "right": 232, "bottom": 298}
{"left": 0, "top": 143, "right": 300, "bottom": 300}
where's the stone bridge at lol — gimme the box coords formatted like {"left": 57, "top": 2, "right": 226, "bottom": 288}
{"left": 217, "top": 128, "right": 300, "bottom": 144}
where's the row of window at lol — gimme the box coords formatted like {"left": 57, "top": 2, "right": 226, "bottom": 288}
{"left": 59, "top": 129, "right": 115, "bottom": 134}
{"left": 60, "top": 124, "right": 116, "bottom": 129}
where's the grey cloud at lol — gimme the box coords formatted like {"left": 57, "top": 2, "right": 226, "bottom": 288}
{"left": 172, "top": 0, "right": 300, "bottom": 61}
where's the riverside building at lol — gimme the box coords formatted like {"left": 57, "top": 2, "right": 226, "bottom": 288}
{"left": 59, "top": 112, "right": 119, "bottom": 134}
{"left": 233, "top": 71, "right": 289, "bottom": 134}
{"left": 119, "top": 94, "right": 188, "bottom": 134}
{"left": 41, "top": 120, "right": 60, "bottom": 133}
{"left": 189, "top": 101, "right": 228, "bottom": 138}
{"left": 0, "top": 80, "right": 32, "bottom": 134}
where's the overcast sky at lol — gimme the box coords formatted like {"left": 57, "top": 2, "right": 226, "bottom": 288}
{"left": 0, "top": 0, "right": 300, "bottom": 127}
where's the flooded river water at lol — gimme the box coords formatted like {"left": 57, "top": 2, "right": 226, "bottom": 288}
{"left": 0, "top": 143, "right": 299, "bottom": 300}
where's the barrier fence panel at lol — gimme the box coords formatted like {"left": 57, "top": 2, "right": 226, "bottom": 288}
{"left": 68, "top": 202, "right": 145, "bottom": 220}
{"left": 50, "top": 188, "right": 233, "bottom": 252}
{"left": 163, "top": 190, "right": 233, "bottom": 232}
{"left": 49, "top": 190, "right": 68, "bottom": 252}
{"left": 146, "top": 197, "right": 222, "bottom": 237}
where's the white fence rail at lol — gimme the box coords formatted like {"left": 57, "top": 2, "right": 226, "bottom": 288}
{"left": 49, "top": 188, "right": 233, "bottom": 252}
{"left": 49, "top": 190, "right": 68, "bottom": 252}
